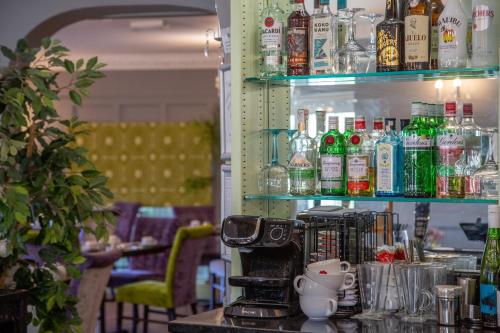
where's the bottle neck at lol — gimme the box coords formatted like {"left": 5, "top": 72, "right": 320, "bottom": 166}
{"left": 485, "top": 133, "right": 497, "bottom": 165}
{"left": 461, "top": 116, "right": 475, "bottom": 124}
{"left": 487, "top": 227, "right": 500, "bottom": 240}
{"left": 271, "top": 0, "right": 279, "bottom": 8}
{"left": 385, "top": 0, "right": 397, "bottom": 19}
{"left": 319, "top": 3, "right": 331, "bottom": 13}
{"left": 444, "top": 115, "right": 459, "bottom": 125}
{"left": 293, "top": 1, "right": 306, "bottom": 12}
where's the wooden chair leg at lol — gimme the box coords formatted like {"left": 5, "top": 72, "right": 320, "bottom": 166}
{"left": 132, "top": 304, "right": 139, "bottom": 333}
{"left": 116, "top": 302, "right": 123, "bottom": 333}
{"left": 209, "top": 273, "right": 215, "bottom": 310}
{"left": 191, "top": 303, "right": 197, "bottom": 315}
{"left": 100, "top": 297, "right": 106, "bottom": 333}
{"left": 143, "top": 305, "right": 149, "bottom": 333}
{"left": 166, "top": 308, "right": 176, "bottom": 321}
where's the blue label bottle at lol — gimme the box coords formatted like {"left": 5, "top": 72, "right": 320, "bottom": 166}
{"left": 375, "top": 119, "right": 403, "bottom": 197}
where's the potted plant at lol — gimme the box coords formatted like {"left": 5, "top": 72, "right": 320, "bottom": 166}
{"left": 0, "top": 38, "right": 114, "bottom": 332}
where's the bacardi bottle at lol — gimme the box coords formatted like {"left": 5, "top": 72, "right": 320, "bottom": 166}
{"left": 431, "top": 0, "right": 445, "bottom": 69}
{"left": 462, "top": 103, "right": 482, "bottom": 197}
{"left": 377, "top": 0, "right": 405, "bottom": 72}
{"left": 259, "top": 0, "right": 287, "bottom": 77}
{"left": 289, "top": 109, "right": 317, "bottom": 195}
{"left": 320, "top": 116, "right": 346, "bottom": 195}
{"left": 438, "top": 0, "right": 468, "bottom": 68}
{"left": 403, "top": 102, "right": 435, "bottom": 197}
{"left": 472, "top": 0, "right": 499, "bottom": 67}
{"left": 346, "top": 116, "right": 374, "bottom": 197}
{"left": 436, "top": 102, "right": 466, "bottom": 198}
{"left": 405, "top": 0, "right": 432, "bottom": 70}
{"left": 376, "top": 119, "right": 404, "bottom": 196}
{"left": 310, "top": 0, "right": 336, "bottom": 74}
{"left": 287, "top": 0, "right": 310, "bottom": 76}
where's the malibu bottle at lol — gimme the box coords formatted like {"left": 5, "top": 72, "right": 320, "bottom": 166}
{"left": 287, "top": 0, "right": 310, "bottom": 76}
{"left": 438, "top": 0, "right": 468, "bottom": 68}
{"left": 320, "top": 116, "right": 346, "bottom": 195}
{"left": 405, "top": 0, "right": 432, "bottom": 70}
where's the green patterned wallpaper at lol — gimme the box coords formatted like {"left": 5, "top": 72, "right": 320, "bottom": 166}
{"left": 77, "top": 122, "right": 213, "bottom": 206}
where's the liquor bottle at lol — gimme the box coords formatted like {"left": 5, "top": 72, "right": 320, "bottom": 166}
{"left": 436, "top": 103, "right": 445, "bottom": 126}
{"left": 320, "top": 116, "right": 346, "bottom": 195}
{"left": 310, "top": 0, "right": 336, "bottom": 74}
{"left": 438, "top": 0, "right": 468, "bottom": 68}
{"left": 436, "top": 102, "right": 466, "bottom": 198}
{"left": 403, "top": 102, "right": 434, "bottom": 197}
{"left": 315, "top": 108, "right": 327, "bottom": 192}
{"left": 289, "top": 109, "right": 317, "bottom": 195}
{"left": 405, "top": 0, "right": 432, "bottom": 70}
{"left": 259, "top": 0, "right": 287, "bottom": 77}
{"left": 431, "top": 0, "right": 445, "bottom": 69}
{"left": 460, "top": 0, "right": 474, "bottom": 66}
{"left": 462, "top": 103, "right": 483, "bottom": 197}
{"left": 377, "top": 0, "right": 405, "bottom": 72}
{"left": 376, "top": 119, "right": 404, "bottom": 196}
{"left": 472, "top": 0, "right": 499, "bottom": 67}
{"left": 480, "top": 205, "right": 500, "bottom": 330}
{"left": 400, "top": 118, "right": 411, "bottom": 133}
{"left": 346, "top": 116, "right": 374, "bottom": 197}
{"left": 344, "top": 117, "right": 355, "bottom": 140}
{"left": 372, "top": 117, "right": 386, "bottom": 142}
{"left": 427, "top": 104, "right": 439, "bottom": 128}
{"left": 287, "top": 0, "right": 310, "bottom": 76}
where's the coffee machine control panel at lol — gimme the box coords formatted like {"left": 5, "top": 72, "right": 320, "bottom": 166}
{"left": 261, "top": 220, "right": 292, "bottom": 247}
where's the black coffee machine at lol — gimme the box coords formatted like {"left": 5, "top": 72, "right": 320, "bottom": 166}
{"left": 221, "top": 215, "right": 304, "bottom": 318}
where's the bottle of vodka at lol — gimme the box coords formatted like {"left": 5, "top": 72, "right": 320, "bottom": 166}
{"left": 438, "top": 0, "right": 468, "bottom": 68}
{"left": 310, "top": 0, "right": 336, "bottom": 74}
{"left": 259, "top": 0, "right": 287, "bottom": 77}
{"left": 472, "top": 0, "right": 499, "bottom": 67}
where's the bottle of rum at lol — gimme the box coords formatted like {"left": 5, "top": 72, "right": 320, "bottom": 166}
{"left": 259, "top": 0, "right": 287, "bottom": 77}
{"left": 438, "top": 0, "right": 468, "bottom": 68}
{"left": 320, "top": 116, "right": 346, "bottom": 195}
{"left": 436, "top": 102, "right": 466, "bottom": 198}
{"left": 346, "top": 116, "right": 374, "bottom": 197}
{"left": 376, "top": 119, "right": 404, "bottom": 196}
{"left": 403, "top": 102, "right": 435, "bottom": 197}
{"left": 480, "top": 205, "right": 500, "bottom": 330}
{"left": 289, "top": 109, "right": 317, "bottom": 195}
{"left": 310, "top": 0, "right": 336, "bottom": 74}
{"left": 472, "top": 0, "right": 499, "bottom": 67}
{"left": 287, "top": 0, "right": 310, "bottom": 76}
{"left": 405, "top": 0, "right": 432, "bottom": 70}
{"left": 462, "top": 103, "right": 482, "bottom": 197}
{"left": 431, "top": 0, "right": 445, "bottom": 69}
{"left": 377, "top": 0, "right": 405, "bottom": 72}
{"left": 315, "top": 108, "right": 327, "bottom": 192}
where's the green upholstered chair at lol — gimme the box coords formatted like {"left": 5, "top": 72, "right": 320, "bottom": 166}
{"left": 115, "top": 224, "right": 214, "bottom": 333}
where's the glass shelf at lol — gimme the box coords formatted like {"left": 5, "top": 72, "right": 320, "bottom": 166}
{"left": 245, "top": 67, "right": 499, "bottom": 86}
{"left": 244, "top": 194, "right": 498, "bottom": 204}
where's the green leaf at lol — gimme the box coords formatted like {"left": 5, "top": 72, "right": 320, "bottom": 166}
{"left": 69, "top": 90, "right": 82, "bottom": 106}
{"left": 14, "top": 212, "right": 27, "bottom": 224}
{"left": 16, "top": 39, "right": 28, "bottom": 52}
{"left": 75, "top": 79, "right": 94, "bottom": 88}
{"left": 1, "top": 46, "right": 16, "bottom": 61}
{"left": 31, "top": 76, "right": 48, "bottom": 92}
{"left": 63, "top": 59, "right": 75, "bottom": 73}
{"left": 76, "top": 58, "right": 84, "bottom": 70}
{"left": 86, "top": 56, "right": 98, "bottom": 70}
{"left": 41, "top": 37, "right": 51, "bottom": 49}
{"left": 87, "top": 71, "right": 106, "bottom": 79}
{"left": 47, "top": 295, "right": 56, "bottom": 311}
{"left": 72, "top": 256, "right": 86, "bottom": 265}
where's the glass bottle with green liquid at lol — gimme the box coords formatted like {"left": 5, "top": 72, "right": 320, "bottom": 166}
{"left": 320, "top": 116, "right": 346, "bottom": 195}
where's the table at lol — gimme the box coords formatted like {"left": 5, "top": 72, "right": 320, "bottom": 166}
{"left": 120, "top": 243, "right": 170, "bottom": 257}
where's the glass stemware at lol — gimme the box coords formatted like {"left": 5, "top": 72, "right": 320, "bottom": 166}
{"left": 334, "top": 8, "right": 369, "bottom": 74}
{"left": 258, "top": 129, "right": 289, "bottom": 194}
{"left": 359, "top": 13, "right": 384, "bottom": 73}
{"left": 473, "top": 129, "right": 498, "bottom": 198}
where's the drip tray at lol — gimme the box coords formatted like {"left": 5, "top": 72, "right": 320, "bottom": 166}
{"left": 224, "top": 300, "right": 298, "bottom": 318}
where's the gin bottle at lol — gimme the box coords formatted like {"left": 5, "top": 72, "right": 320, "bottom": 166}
{"left": 315, "top": 108, "right": 327, "bottom": 192}
{"left": 344, "top": 117, "right": 355, "bottom": 140}
{"left": 320, "top": 116, "right": 346, "bottom": 195}
{"left": 371, "top": 117, "right": 385, "bottom": 142}
{"left": 288, "top": 0, "right": 310, "bottom": 76}
{"left": 376, "top": 119, "right": 404, "bottom": 196}
{"left": 346, "top": 116, "right": 374, "bottom": 197}
{"left": 403, "top": 102, "right": 435, "bottom": 197}
{"left": 438, "top": 0, "right": 468, "bottom": 68}
{"left": 462, "top": 103, "right": 482, "bottom": 197}
{"left": 259, "top": 0, "right": 287, "bottom": 77}
{"left": 436, "top": 102, "right": 466, "bottom": 198}
{"left": 310, "top": 0, "right": 336, "bottom": 74}
{"left": 472, "top": 0, "right": 499, "bottom": 67}
{"left": 289, "top": 109, "right": 317, "bottom": 195}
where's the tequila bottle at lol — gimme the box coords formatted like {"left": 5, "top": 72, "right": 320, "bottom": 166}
{"left": 405, "top": 0, "right": 432, "bottom": 70}
{"left": 289, "top": 109, "right": 317, "bottom": 195}
{"left": 259, "top": 0, "right": 287, "bottom": 77}
{"left": 431, "top": 0, "right": 445, "bottom": 69}
{"left": 472, "top": 0, "right": 499, "bottom": 67}
{"left": 320, "top": 116, "right": 346, "bottom": 195}
{"left": 438, "top": 0, "right": 468, "bottom": 68}
{"left": 377, "top": 0, "right": 405, "bottom": 72}
{"left": 376, "top": 119, "right": 404, "bottom": 196}
{"left": 310, "top": 0, "right": 336, "bottom": 74}
{"left": 287, "top": 0, "right": 310, "bottom": 76}
{"left": 436, "top": 102, "right": 466, "bottom": 198}
{"left": 403, "top": 102, "right": 435, "bottom": 197}
{"left": 462, "top": 103, "right": 482, "bottom": 197}
{"left": 346, "top": 116, "right": 374, "bottom": 197}
{"left": 315, "top": 108, "right": 327, "bottom": 192}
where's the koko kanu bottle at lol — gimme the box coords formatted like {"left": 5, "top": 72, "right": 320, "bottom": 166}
{"left": 287, "top": 0, "right": 310, "bottom": 76}
{"left": 320, "top": 116, "right": 346, "bottom": 195}
{"left": 289, "top": 109, "right": 317, "bottom": 195}
{"left": 259, "top": 0, "right": 287, "bottom": 77}
{"left": 346, "top": 116, "right": 374, "bottom": 197}
{"left": 310, "top": 0, "right": 336, "bottom": 74}
{"left": 438, "top": 0, "right": 468, "bottom": 68}
{"left": 377, "top": 0, "right": 405, "bottom": 72}
{"left": 405, "top": 0, "right": 432, "bottom": 70}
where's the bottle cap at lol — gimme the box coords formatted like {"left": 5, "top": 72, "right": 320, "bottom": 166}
{"left": 328, "top": 116, "right": 339, "bottom": 130}
{"left": 345, "top": 117, "right": 354, "bottom": 126}
{"left": 374, "top": 117, "right": 384, "bottom": 130}
{"left": 463, "top": 103, "right": 473, "bottom": 118}
{"left": 385, "top": 118, "right": 396, "bottom": 131}
{"left": 436, "top": 104, "right": 445, "bottom": 117}
{"left": 445, "top": 102, "right": 457, "bottom": 117}
{"left": 411, "top": 102, "right": 426, "bottom": 117}
{"left": 488, "top": 205, "right": 500, "bottom": 228}
{"left": 355, "top": 115, "right": 366, "bottom": 130}
{"left": 319, "top": 0, "right": 330, "bottom": 5}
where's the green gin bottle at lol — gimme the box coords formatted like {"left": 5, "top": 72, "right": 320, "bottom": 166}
{"left": 289, "top": 109, "right": 317, "bottom": 195}
{"left": 320, "top": 116, "right": 346, "bottom": 195}
{"left": 343, "top": 117, "right": 355, "bottom": 140}
{"left": 403, "top": 102, "right": 435, "bottom": 197}
{"left": 346, "top": 115, "right": 374, "bottom": 197}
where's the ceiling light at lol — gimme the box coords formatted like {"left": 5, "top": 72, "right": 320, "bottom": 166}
{"left": 129, "top": 19, "right": 165, "bottom": 31}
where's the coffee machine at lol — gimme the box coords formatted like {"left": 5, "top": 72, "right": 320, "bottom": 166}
{"left": 221, "top": 215, "right": 304, "bottom": 318}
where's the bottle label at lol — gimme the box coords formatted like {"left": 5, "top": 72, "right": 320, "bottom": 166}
{"left": 480, "top": 283, "right": 497, "bottom": 315}
{"left": 262, "top": 18, "right": 283, "bottom": 50}
{"left": 438, "top": 15, "right": 466, "bottom": 58}
{"left": 321, "top": 155, "right": 343, "bottom": 179}
{"left": 290, "top": 152, "right": 313, "bottom": 168}
{"left": 403, "top": 134, "right": 432, "bottom": 148}
{"left": 288, "top": 27, "right": 308, "bottom": 66}
{"left": 473, "top": 5, "right": 494, "bottom": 32}
{"left": 405, "top": 15, "right": 430, "bottom": 63}
{"left": 311, "top": 16, "right": 334, "bottom": 72}
{"left": 437, "top": 134, "right": 465, "bottom": 148}
{"left": 431, "top": 26, "right": 439, "bottom": 61}
{"left": 409, "top": 0, "right": 420, "bottom": 8}
{"left": 376, "top": 144, "right": 394, "bottom": 192}
{"left": 377, "top": 28, "right": 401, "bottom": 67}
{"left": 347, "top": 155, "right": 369, "bottom": 190}
{"left": 289, "top": 168, "right": 316, "bottom": 192}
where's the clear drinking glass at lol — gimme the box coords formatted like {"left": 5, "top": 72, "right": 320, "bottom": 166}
{"left": 473, "top": 128, "right": 498, "bottom": 199}
{"left": 353, "top": 262, "right": 387, "bottom": 320}
{"left": 359, "top": 13, "right": 383, "bottom": 73}
{"left": 334, "top": 8, "right": 369, "bottom": 74}
{"left": 258, "top": 129, "right": 289, "bottom": 194}
{"left": 398, "top": 263, "right": 433, "bottom": 323}
{"left": 424, "top": 265, "right": 448, "bottom": 320}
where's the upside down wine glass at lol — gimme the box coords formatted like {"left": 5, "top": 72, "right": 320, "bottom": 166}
{"left": 258, "top": 129, "right": 289, "bottom": 194}
{"left": 473, "top": 129, "right": 498, "bottom": 199}
{"left": 359, "top": 13, "right": 384, "bottom": 73}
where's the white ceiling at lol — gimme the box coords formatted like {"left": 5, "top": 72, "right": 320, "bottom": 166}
{"left": 52, "top": 15, "right": 221, "bottom": 71}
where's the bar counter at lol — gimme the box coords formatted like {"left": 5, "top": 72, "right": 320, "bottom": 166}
{"left": 169, "top": 308, "right": 487, "bottom": 333}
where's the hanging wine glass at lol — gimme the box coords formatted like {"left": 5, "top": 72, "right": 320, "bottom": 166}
{"left": 359, "top": 13, "right": 384, "bottom": 73}
{"left": 334, "top": 8, "right": 369, "bottom": 74}
{"left": 472, "top": 128, "right": 498, "bottom": 199}
{"left": 258, "top": 129, "right": 289, "bottom": 194}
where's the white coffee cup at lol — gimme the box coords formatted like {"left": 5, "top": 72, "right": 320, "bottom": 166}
{"left": 303, "top": 269, "right": 355, "bottom": 291}
{"left": 294, "top": 274, "right": 337, "bottom": 297}
{"left": 308, "top": 259, "right": 350, "bottom": 274}
{"left": 299, "top": 295, "right": 338, "bottom": 321}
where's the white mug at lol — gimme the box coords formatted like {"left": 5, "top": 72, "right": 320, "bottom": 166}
{"left": 303, "top": 269, "right": 356, "bottom": 291}
{"left": 299, "top": 295, "right": 338, "bottom": 321}
{"left": 308, "top": 259, "right": 350, "bottom": 274}
{"left": 294, "top": 274, "right": 337, "bottom": 297}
